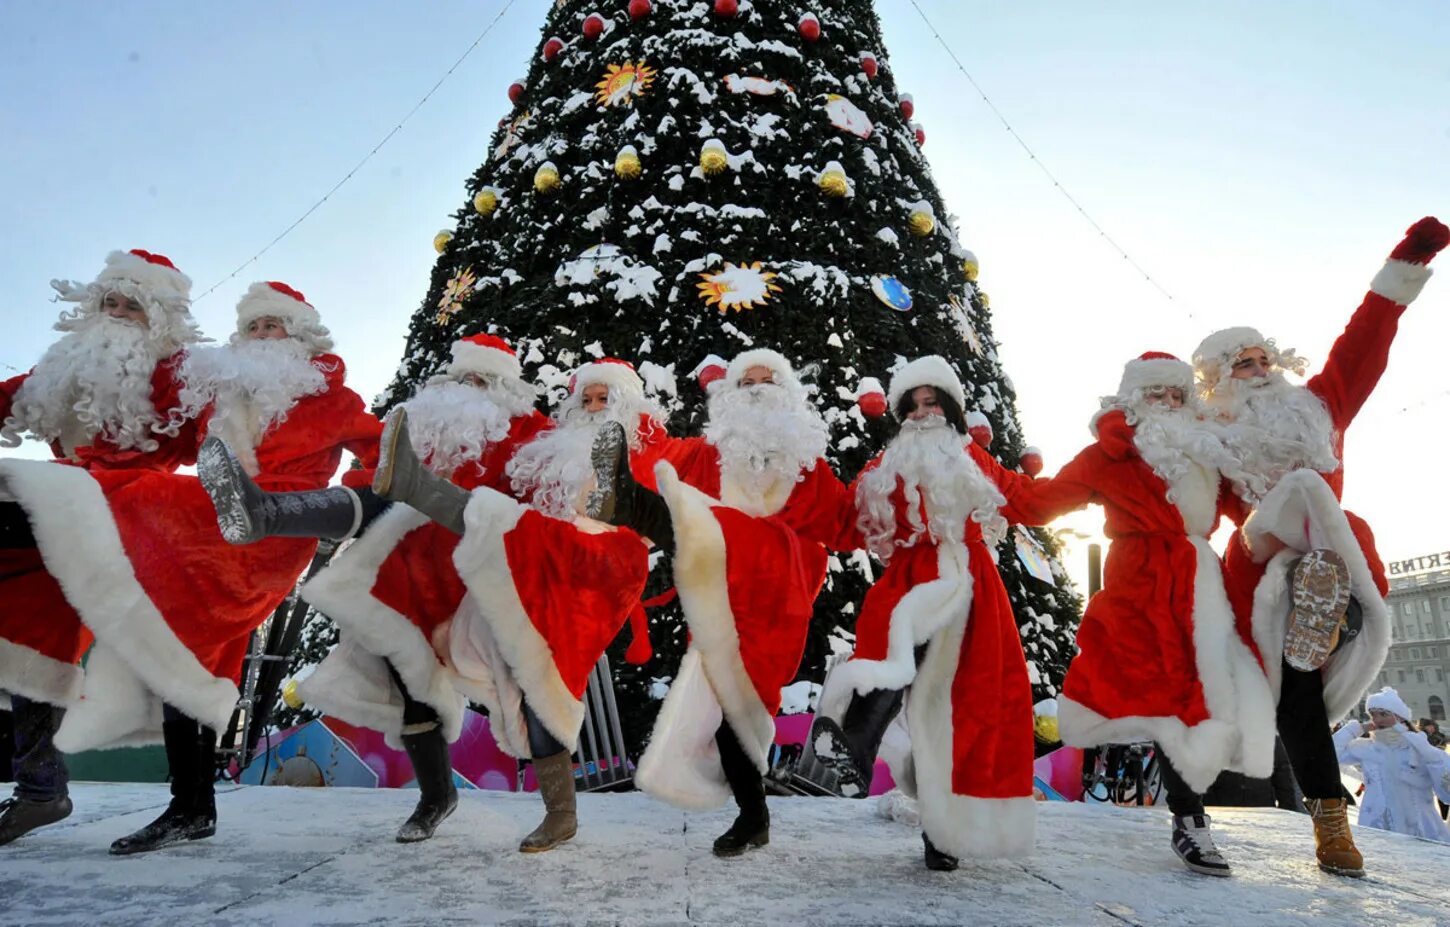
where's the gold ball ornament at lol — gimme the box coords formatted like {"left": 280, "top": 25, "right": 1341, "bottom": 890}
{"left": 282, "top": 678, "right": 304, "bottom": 710}
{"left": 1033, "top": 713, "right": 1060, "bottom": 744}
{"left": 615, "top": 146, "right": 642, "bottom": 180}
{"left": 817, "top": 160, "right": 849, "bottom": 197}
{"left": 534, "top": 161, "right": 561, "bottom": 193}
{"left": 962, "top": 251, "right": 979, "bottom": 282}
{"left": 978, "top": 291, "right": 991, "bottom": 309}
{"left": 699, "top": 139, "right": 729, "bottom": 176}
{"left": 472, "top": 187, "right": 500, "bottom": 216}
{"left": 432, "top": 230, "right": 453, "bottom": 253}
{"left": 909, "top": 210, "right": 936, "bottom": 237}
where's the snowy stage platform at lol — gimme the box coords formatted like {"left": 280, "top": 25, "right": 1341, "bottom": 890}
{"left": 3, "top": 784, "right": 1448, "bottom": 926}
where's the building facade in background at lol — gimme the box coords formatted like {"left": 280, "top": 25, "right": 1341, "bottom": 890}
{"left": 1370, "top": 552, "right": 1450, "bottom": 722}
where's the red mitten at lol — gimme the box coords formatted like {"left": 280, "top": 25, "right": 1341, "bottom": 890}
{"left": 1388, "top": 216, "right": 1450, "bottom": 265}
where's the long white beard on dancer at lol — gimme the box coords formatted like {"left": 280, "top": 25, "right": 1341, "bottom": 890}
{"left": 1128, "top": 403, "right": 1265, "bottom": 506}
{"left": 400, "top": 381, "right": 515, "bottom": 477}
{"left": 705, "top": 383, "right": 829, "bottom": 500}
{"left": 507, "top": 406, "right": 622, "bottom": 521}
{"left": 856, "top": 416, "right": 1007, "bottom": 562}
{"left": 1, "top": 315, "right": 165, "bottom": 453}
{"left": 1211, "top": 374, "right": 1339, "bottom": 494}
{"left": 175, "top": 339, "right": 328, "bottom": 469}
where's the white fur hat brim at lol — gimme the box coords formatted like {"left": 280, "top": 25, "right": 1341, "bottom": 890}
{"left": 724, "top": 348, "right": 798, "bottom": 389}
{"left": 447, "top": 339, "right": 523, "bottom": 381}
{"left": 95, "top": 251, "right": 192, "bottom": 306}
{"left": 1365, "top": 687, "right": 1412, "bottom": 721}
{"left": 1117, "top": 357, "right": 1194, "bottom": 395}
{"left": 887, "top": 355, "right": 965, "bottom": 413}
{"left": 235, "top": 281, "right": 321, "bottom": 334}
{"left": 573, "top": 361, "right": 643, "bottom": 398}
{"left": 1192, "top": 327, "right": 1267, "bottom": 376}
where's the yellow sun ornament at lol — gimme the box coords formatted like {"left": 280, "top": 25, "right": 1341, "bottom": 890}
{"left": 696, "top": 262, "right": 783, "bottom": 313}
{"left": 435, "top": 265, "right": 477, "bottom": 324}
{"left": 595, "top": 61, "right": 657, "bottom": 108}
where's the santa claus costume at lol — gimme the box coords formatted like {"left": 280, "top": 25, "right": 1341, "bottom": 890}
{"left": 806, "top": 357, "right": 1037, "bottom": 871}
{"left": 306, "top": 356, "right": 662, "bottom": 852}
{"left": 1, "top": 281, "right": 380, "bottom": 854}
{"left": 587, "top": 348, "right": 849, "bottom": 858}
{"left": 1197, "top": 216, "right": 1448, "bottom": 877}
{"left": 996, "top": 353, "right": 1277, "bottom": 877}
{"left": 198, "top": 333, "right": 549, "bottom": 843}
{"left": 1334, "top": 689, "right": 1450, "bottom": 844}
{"left": 0, "top": 249, "right": 202, "bottom": 846}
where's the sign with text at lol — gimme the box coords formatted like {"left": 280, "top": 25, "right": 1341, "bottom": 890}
{"left": 1388, "top": 552, "right": 1450, "bottom": 576}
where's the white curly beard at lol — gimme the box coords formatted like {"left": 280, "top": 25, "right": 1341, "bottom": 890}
{"left": 1125, "top": 402, "right": 1266, "bottom": 519}
{"left": 175, "top": 339, "right": 328, "bottom": 474}
{"left": 507, "top": 403, "right": 638, "bottom": 521}
{"left": 855, "top": 416, "right": 1007, "bottom": 562}
{"left": 2, "top": 315, "right": 167, "bottom": 454}
{"left": 1209, "top": 374, "right": 1339, "bottom": 498}
{"left": 705, "top": 382, "right": 829, "bottom": 509}
{"left": 399, "top": 380, "right": 516, "bottom": 477}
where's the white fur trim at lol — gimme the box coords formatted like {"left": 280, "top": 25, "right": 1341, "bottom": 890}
{"left": 1369, "top": 259, "right": 1432, "bottom": 306}
{"left": 0, "top": 460, "right": 240, "bottom": 750}
{"left": 572, "top": 361, "right": 643, "bottom": 398}
{"left": 634, "top": 462, "right": 777, "bottom": 810}
{"left": 56, "top": 644, "right": 166, "bottom": 750}
{"left": 0, "top": 636, "right": 84, "bottom": 707}
{"left": 447, "top": 339, "right": 523, "bottom": 382}
{"left": 234, "top": 281, "right": 321, "bottom": 334}
{"left": 1241, "top": 469, "right": 1390, "bottom": 722}
{"left": 452, "top": 487, "right": 585, "bottom": 754}
{"left": 1059, "top": 537, "right": 1277, "bottom": 793}
{"left": 298, "top": 506, "right": 466, "bottom": 749}
{"left": 1117, "top": 357, "right": 1194, "bottom": 396}
{"left": 634, "top": 648, "right": 732, "bottom": 809}
{"left": 908, "top": 573, "right": 1036, "bottom": 858}
{"left": 1365, "top": 686, "right": 1412, "bottom": 721}
{"left": 94, "top": 251, "right": 192, "bottom": 305}
{"left": 817, "top": 543, "right": 972, "bottom": 722}
{"left": 886, "top": 356, "right": 965, "bottom": 413}
{"left": 725, "top": 348, "right": 798, "bottom": 390}
{"left": 1193, "top": 327, "right": 1267, "bottom": 375}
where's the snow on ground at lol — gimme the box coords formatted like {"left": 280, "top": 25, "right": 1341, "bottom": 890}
{"left": 3, "top": 784, "right": 1448, "bottom": 926}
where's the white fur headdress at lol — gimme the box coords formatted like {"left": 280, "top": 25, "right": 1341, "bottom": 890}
{"left": 723, "top": 348, "right": 801, "bottom": 390}
{"left": 886, "top": 355, "right": 966, "bottom": 415}
{"left": 1117, "top": 351, "right": 1194, "bottom": 396}
{"left": 235, "top": 281, "right": 322, "bottom": 336}
{"left": 444, "top": 333, "right": 523, "bottom": 381}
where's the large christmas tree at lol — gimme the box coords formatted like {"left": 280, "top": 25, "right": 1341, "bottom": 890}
{"left": 287, "top": 0, "right": 1083, "bottom": 751}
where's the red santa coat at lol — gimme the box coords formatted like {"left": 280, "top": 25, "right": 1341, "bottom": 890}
{"left": 0, "top": 350, "right": 202, "bottom": 708}
{"left": 813, "top": 443, "right": 1035, "bottom": 858}
{"left": 300, "top": 413, "right": 654, "bottom": 756}
{"left": 998, "top": 411, "right": 1276, "bottom": 793}
{"left": 1220, "top": 266, "right": 1422, "bottom": 723}
{"left": 633, "top": 437, "right": 849, "bottom": 810}
{"left": 0, "top": 354, "right": 380, "bottom": 750}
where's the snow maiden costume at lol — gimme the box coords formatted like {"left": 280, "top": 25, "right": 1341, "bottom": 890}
{"left": 1200, "top": 216, "right": 1448, "bottom": 877}
{"left": 1334, "top": 688, "right": 1450, "bottom": 844}
{"left": 0, "top": 249, "right": 202, "bottom": 846}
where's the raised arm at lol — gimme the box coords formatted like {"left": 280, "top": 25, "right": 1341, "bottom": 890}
{"left": 969, "top": 442, "right": 1098, "bottom": 526}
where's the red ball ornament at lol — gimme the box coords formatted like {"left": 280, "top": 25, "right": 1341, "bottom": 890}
{"left": 628, "top": 0, "right": 651, "bottom": 19}
{"left": 714, "top": 0, "right": 738, "bottom": 17}
{"left": 798, "top": 13, "right": 821, "bottom": 42}
{"left": 969, "top": 425, "right": 992, "bottom": 449}
{"left": 859, "top": 52, "right": 878, "bottom": 79}
{"left": 542, "top": 36, "right": 564, "bottom": 61}
{"left": 697, "top": 364, "right": 726, "bottom": 390}
{"left": 507, "top": 79, "right": 526, "bottom": 104}
{"left": 583, "top": 13, "right": 605, "bottom": 39}
{"left": 899, "top": 93, "right": 914, "bottom": 119}
{"left": 914, "top": 124, "right": 926, "bottom": 147}
{"left": 1020, "top": 446, "right": 1044, "bottom": 478}
{"left": 858, "top": 392, "right": 888, "bottom": 419}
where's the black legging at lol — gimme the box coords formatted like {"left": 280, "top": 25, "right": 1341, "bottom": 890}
{"left": 523, "top": 701, "right": 567, "bottom": 758}
{"left": 1156, "top": 747, "right": 1205, "bottom": 818}
{"left": 715, "top": 720, "right": 766, "bottom": 821}
{"left": 1276, "top": 661, "right": 1342, "bottom": 800}
{"left": 0, "top": 502, "right": 35, "bottom": 549}
{"left": 385, "top": 661, "right": 441, "bottom": 730}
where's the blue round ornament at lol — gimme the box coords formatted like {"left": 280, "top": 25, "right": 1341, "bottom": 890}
{"left": 871, "top": 275, "right": 912, "bottom": 312}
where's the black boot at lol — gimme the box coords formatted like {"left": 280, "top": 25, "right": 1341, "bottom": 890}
{"left": 110, "top": 717, "right": 217, "bottom": 855}
{"left": 713, "top": 722, "right": 769, "bottom": 858}
{"left": 396, "top": 726, "right": 459, "bottom": 843}
{"left": 586, "top": 421, "right": 674, "bottom": 552}
{"left": 807, "top": 686, "right": 905, "bottom": 798}
{"left": 923, "top": 834, "right": 959, "bottom": 872}
{"left": 373, "top": 408, "right": 471, "bottom": 536}
{"left": 198, "top": 437, "right": 370, "bottom": 544}
{"left": 0, "top": 696, "right": 72, "bottom": 846}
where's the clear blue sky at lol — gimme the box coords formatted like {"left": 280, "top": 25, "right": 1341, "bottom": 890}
{"left": 3, "top": 1, "right": 1447, "bottom": 573}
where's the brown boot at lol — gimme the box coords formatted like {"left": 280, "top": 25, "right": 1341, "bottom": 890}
{"left": 1305, "top": 798, "right": 1365, "bottom": 878}
{"left": 520, "top": 749, "right": 578, "bottom": 853}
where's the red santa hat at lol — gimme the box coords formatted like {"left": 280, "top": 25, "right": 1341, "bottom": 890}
{"left": 1117, "top": 351, "right": 1194, "bottom": 396}
{"left": 570, "top": 357, "right": 644, "bottom": 398}
{"left": 235, "top": 281, "right": 322, "bottom": 335}
{"left": 93, "top": 249, "right": 193, "bottom": 308}
{"left": 723, "top": 347, "right": 801, "bottom": 390}
{"left": 444, "top": 333, "right": 523, "bottom": 381}
{"left": 886, "top": 355, "right": 966, "bottom": 414}
{"left": 1365, "top": 686, "right": 1412, "bottom": 722}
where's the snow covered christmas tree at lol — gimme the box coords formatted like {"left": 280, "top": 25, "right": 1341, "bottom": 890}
{"left": 294, "top": 0, "right": 1083, "bottom": 749}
